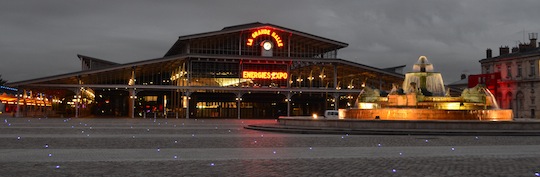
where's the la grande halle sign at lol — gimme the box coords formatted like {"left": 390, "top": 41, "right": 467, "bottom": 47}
{"left": 246, "top": 29, "right": 284, "bottom": 47}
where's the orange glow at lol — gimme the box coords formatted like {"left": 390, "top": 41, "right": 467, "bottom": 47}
{"left": 242, "top": 71, "right": 288, "bottom": 80}
{"left": 246, "top": 28, "right": 284, "bottom": 47}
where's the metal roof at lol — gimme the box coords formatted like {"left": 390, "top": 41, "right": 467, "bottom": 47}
{"left": 164, "top": 22, "right": 349, "bottom": 57}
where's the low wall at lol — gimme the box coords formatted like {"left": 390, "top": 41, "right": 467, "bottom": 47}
{"left": 343, "top": 108, "right": 513, "bottom": 121}
{"left": 278, "top": 117, "right": 540, "bottom": 130}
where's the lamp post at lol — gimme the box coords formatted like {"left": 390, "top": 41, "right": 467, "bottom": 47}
{"left": 296, "top": 76, "right": 303, "bottom": 88}
{"left": 319, "top": 68, "right": 326, "bottom": 88}
{"left": 308, "top": 70, "right": 314, "bottom": 88}
{"left": 347, "top": 79, "right": 354, "bottom": 89}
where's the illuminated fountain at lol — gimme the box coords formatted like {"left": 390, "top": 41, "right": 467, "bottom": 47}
{"left": 342, "top": 56, "right": 513, "bottom": 121}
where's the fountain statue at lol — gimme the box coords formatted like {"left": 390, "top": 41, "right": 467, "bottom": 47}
{"left": 402, "top": 56, "right": 445, "bottom": 96}
{"left": 344, "top": 56, "right": 513, "bottom": 121}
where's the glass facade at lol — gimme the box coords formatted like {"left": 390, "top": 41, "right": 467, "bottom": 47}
{"left": 7, "top": 23, "right": 404, "bottom": 119}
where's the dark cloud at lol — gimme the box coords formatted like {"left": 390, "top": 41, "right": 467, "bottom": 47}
{"left": 1, "top": 0, "right": 539, "bottom": 83}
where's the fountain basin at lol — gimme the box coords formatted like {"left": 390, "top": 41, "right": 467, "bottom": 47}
{"left": 342, "top": 108, "right": 513, "bottom": 121}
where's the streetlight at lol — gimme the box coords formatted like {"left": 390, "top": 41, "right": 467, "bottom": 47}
{"left": 307, "top": 70, "right": 315, "bottom": 87}
{"left": 348, "top": 79, "right": 354, "bottom": 89}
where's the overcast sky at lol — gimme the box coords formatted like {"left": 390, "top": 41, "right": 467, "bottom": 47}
{"left": 2, "top": 0, "right": 539, "bottom": 84}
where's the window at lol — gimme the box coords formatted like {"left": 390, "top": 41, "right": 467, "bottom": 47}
{"left": 517, "top": 63, "right": 522, "bottom": 77}
{"left": 517, "top": 92, "right": 524, "bottom": 110}
{"left": 145, "top": 96, "right": 158, "bottom": 102}
{"left": 506, "top": 63, "right": 512, "bottom": 78}
{"left": 532, "top": 109, "right": 536, "bottom": 118}
{"left": 530, "top": 61, "right": 536, "bottom": 76}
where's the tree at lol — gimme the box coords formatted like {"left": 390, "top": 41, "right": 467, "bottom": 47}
{"left": 0, "top": 74, "right": 7, "bottom": 86}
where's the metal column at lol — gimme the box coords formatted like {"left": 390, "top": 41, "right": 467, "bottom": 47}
{"left": 15, "top": 91, "right": 20, "bottom": 118}
{"left": 286, "top": 92, "right": 292, "bottom": 117}
{"left": 128, "top": 89, "right": 135, "bottom": 118}
{"left": 236, "top": 92, "right": 242, "bottom": 119}
{"left": 185, "top": 91, "right": 190, "bottom": 119}
{"left": 75, "top": 90, "right": 80, "bottom": 118}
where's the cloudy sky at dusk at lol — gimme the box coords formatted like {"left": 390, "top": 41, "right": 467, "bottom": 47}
{"left": 1, "top": 0, "right": 539, "bottom": 83}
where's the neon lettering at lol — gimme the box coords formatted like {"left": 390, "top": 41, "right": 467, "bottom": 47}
{"left": 242, "top": 71, "right": 288, "bottom": 80}
{"left": 246, "top": 28, "right": 284, "bottom": 47}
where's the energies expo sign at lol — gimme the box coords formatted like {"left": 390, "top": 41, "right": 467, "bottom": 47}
{"left": 242, "top": 71, "right": 288, "bottom": 80}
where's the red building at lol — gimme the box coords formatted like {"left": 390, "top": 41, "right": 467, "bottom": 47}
{"left": 479, "top": 33, "right": 540, "bottom": 118}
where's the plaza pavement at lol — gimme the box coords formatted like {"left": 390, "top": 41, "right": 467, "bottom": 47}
{"left": 1, "top": 116, "right": 540, "bottom": 176}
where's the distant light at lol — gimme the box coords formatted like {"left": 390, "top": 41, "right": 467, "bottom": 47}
{"left": 48, "top": 154, "right": 52, "bottom": 157}
{"left": 210, "top": 163, "right": 215, "bottom": 166}
{"left": 392, "top": 169, "right": 396, "bottom": 173}
{"left": 55, "top": 165, "right": 60, "bottom": 169}
{"left": 451, "top": 147, "right": 455, "bottom": 151}
{"left": 312, "top": 114, "right": 318, "bottom": 119}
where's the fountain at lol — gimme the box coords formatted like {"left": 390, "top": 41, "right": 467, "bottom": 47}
{"left": 342, "top": 56, "right": 513, "bottom": 121}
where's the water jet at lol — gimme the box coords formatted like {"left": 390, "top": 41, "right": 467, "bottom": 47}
{"left": 342, "top": 56, "right": 513, "bottom": 121}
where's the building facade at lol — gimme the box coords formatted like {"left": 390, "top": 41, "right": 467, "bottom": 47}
{"left": 7, "top": 23, "right": 404, "bottom": 119}
{"left": 478, "top": 33, "right": 540, "bottom": 118}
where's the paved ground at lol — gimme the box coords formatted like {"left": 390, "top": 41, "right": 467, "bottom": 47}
{"left": 1, "top": 117, "right": 540, "bottom": 176}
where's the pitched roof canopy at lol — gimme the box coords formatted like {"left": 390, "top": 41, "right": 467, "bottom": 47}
{"left": 164, "top": 22, "right": 348, "bottom": 57}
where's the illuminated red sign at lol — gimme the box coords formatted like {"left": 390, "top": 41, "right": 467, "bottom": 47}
{"left": 246, "top": 29, "right": 284, "bottom": 47}
{"left": 242, "top": 71, "right": 288, "bottom": 80}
